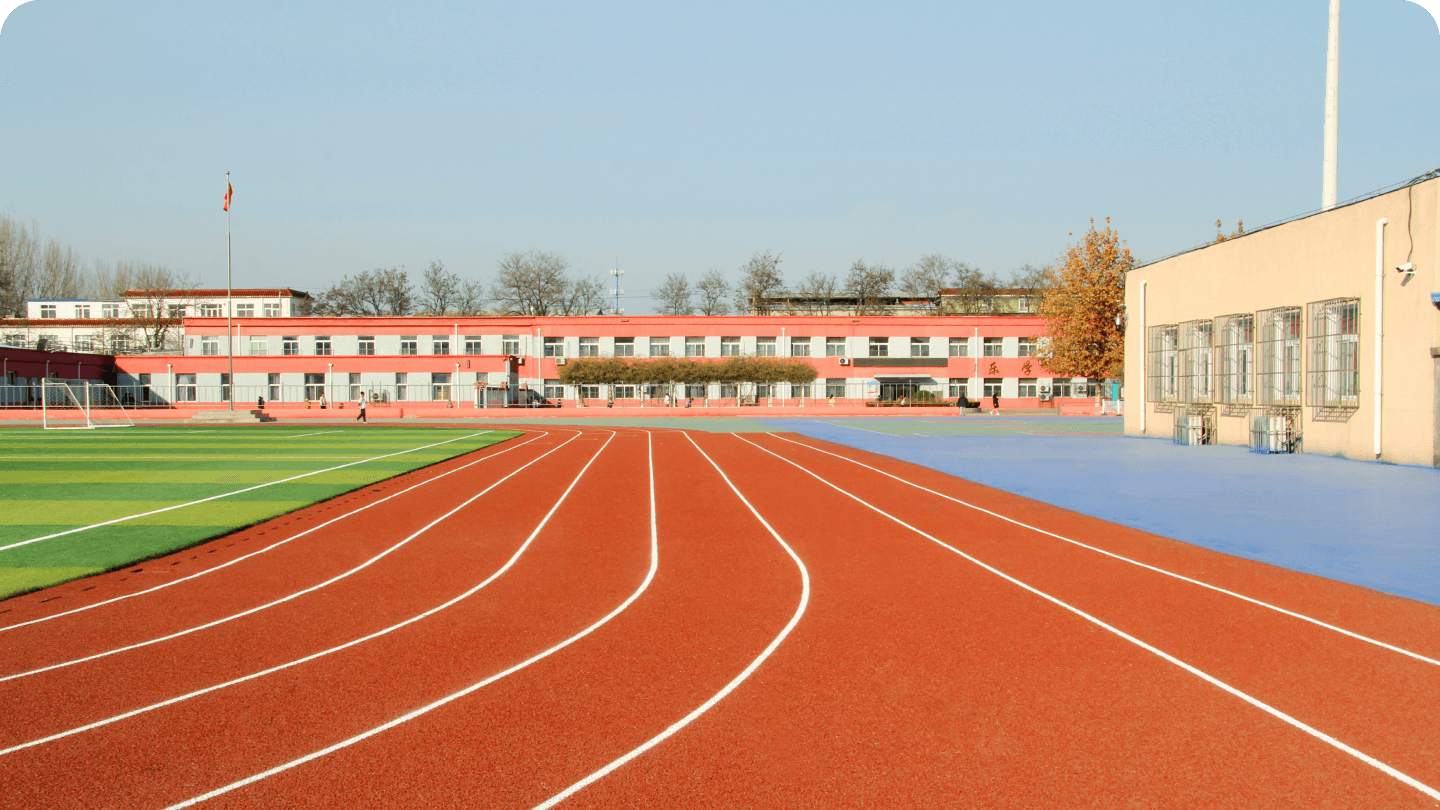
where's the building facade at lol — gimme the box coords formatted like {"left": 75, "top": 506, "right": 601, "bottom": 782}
{"left": 1124, "top": 172, "right": 1440, "bottom": 467}
{"left": 103, "top": 314, "right": 1093, "bottom": 408}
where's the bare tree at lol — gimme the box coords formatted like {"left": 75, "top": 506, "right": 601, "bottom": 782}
{"left": 898, "top": 254, "right": 957, "bottom": 313}
{"left": 123, "top": 265, "right": 199, "bottom": 351}
{"left": 34, "top": 239, "right": 84, "bottom": 299}
{"left": 0, "top": 215, "right": 38, "bottom": 317}
{"left": 944, "top": 262, "right": 1001, "bottom": 315}
{"left": 491, "top": 251, "right": 570, "bottom": 315}
{"left": 418, "top": 260, "right": 461, "bottom": 314}
{"left": 556, "top": 274, "right": 605, "bottom": 315}
{"left": 695, "top": 269, "right": 731, "bottom": 316}
{"left": 457, "top": 277, "right": 488, "bottom": 315}
{"left": 738, "top": 250, "right": 783, "bottom": 315}
{"left": 796, "top": 271, "right": 839, "bottom": 315}
{"left": 653, "top": 272, "right": 693, "bottom": 315}
{"left": 314, "top": 267, "right": 414, "bottom": 316}
{"left": 1009, "top": 263, "right": 1051, "bottom": 313}
{"left": 844, "top": 260, "right": 895, "bottom": 316}
{"left": 381, "top": 267, "right": 414, "bottom": 315}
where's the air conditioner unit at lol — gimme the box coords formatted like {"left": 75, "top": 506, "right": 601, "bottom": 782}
{"left": 555, "top": 357, "right": 566, "bottom": 366}
{"left": 839, "top": 357, "right": 851, "bottom": 365}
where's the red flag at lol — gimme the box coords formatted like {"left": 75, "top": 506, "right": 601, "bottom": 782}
{"left": 223, "top": 182, "right": 233, "bottom": 211}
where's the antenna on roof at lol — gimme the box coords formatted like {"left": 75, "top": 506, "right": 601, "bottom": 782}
{"left": 610, "top": 260, "right": 624, "bottom": 316}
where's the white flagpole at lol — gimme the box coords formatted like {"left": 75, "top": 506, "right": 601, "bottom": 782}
{"left": 226, "top": 171, "right": 234, "bottom": 410}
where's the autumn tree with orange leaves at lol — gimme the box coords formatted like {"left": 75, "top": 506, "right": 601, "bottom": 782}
{"left": 1034, "top": 218, "right": 1131, "bottom": 381}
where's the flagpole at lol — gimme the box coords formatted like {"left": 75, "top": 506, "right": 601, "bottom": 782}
{"left": 226, "top": 170, "right": 234, "bottom": 411}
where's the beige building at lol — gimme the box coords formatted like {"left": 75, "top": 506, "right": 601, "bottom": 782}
{"left": 1124, "top": 171, "right": 1440, "bottom": 468}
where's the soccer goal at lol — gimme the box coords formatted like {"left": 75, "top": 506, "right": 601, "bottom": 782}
{"left": 42, "top": 380, "right": 136, "bottom": 430}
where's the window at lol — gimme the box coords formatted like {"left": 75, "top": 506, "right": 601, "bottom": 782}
{"left": 75, "top": 305, "right": 90, "bottom": 319}
{"left": 136, "top": 373, "right": 151, "bottom": 403}
{"left": 578, "top": 337, "right": 599, "bottom": 357}
{"left": 315, "top": 336, "right": 332, "bottom": 356}
{"left": 1052, "top": 378, "right": 1074, "bottom": 398}
{"left": 1308, "top": 298, "right": 1360, "bottom": 408}
{"left": 685, "top": 337, "right": 705, "bottom": 357}
{"left": 465, "top": 336, "right": 483, "bottom": 355}
{"left": 130, "top": 304, "right": 154, "bottom": 319}
{"left": 199, "top": 304, "right": 221, "bottom": 317}
{"left": 1018, "top": 337, "right": 1036, "bottom": 357}
{"left": 910, "top": 338, "right": 930, "bottom": 358}
{"left": 1256, "top": 307, "right": 1302, "bottom": 407}
{"left": 220, "top": 373, "right": 231, "bottom": 402}
{"left": 396, "top": 372, "right": 408, "bottom": 401}
{"left": 948, "top": 338, "right": 970, "bottom": 357}
{"left": 685, "top": 384, "right": 707, "bottom": 399}
{"left": 613, "top": 384, "right": 636, "bottom": 399}
{"left": 720, "top": 337, "right": 741, "bottom": 356}
{"left": 249, "top": 336, "right": 267, "bottom": 356}
{"left": 614, "top": 337, "right": 635, "bottom": 357}
{"left": 268, "top": 373, "right": 280, "bottom": 401}
{"left": 400, "top": 336, "right": 417, "bottom": 356}
{"left": 283, "top": 336, "right": 300, "bottom": 356}
{"left": 502, "top": 335, "right": 520, "bottom": 355}
{"left": 39, "top": 305, "right": 56, "bottom": 318}
{"left": 348, "top": 373, "right": 361, "bottom": 401}
{"left": 649, "top": 337, "right": 671, "bottom": 357}
{"left": 1146, "top": 325, "right": 1179, "bottom": 403}
{"left": 74, "top": 335, "right": 94, "bottom": 351}
{"left": 948, "top": 378, "right": 969, "bottom": 398}
{"left": 1178, "top": 320, "right": 1213, "bottom": 403}
{"left": 983, "top": 337, "right": 1004, "bottom": 357}
{"left": 825, "top": 338, "right": 846, "bottom": 358}
{"left": 756, "top": 337, "right": 777, "bottom": 357}
{"left": 101, "top": 303, "right": 120, "bottom": 318}
{"left": 432, "top": 373, "right": 452, "bottom": 401}
{"left": 169, "top": 305, "right": 188, "bottom": 319}
{"left": 1215, "top": 314, "right": 1254, "bottom": 405}
{"left": 544, "top": 379, "right": 564, "bottom": 399}
{"left": 544, "top": 337, "right": 563, "bottom": 357}
{"left": 1018, "top": 378, "right": 1038, "bottom": 397}
{"left": 236, "top": 304, "right": 255, "bottom": 318}
{"left": 175, "top": 373, "right": 197, "bottom": 402}
{"left": 984, "top": 378, "right": 1003, "bottom": 398}
{"left": 1018, "top": 296, "right": 1031, "bottom": 314}
{"left": 790, "top": 337, "right": 811, "bottom": 357}
{"left": 262, "top": 303, "right": 280, "bottom": 317}
{"left": 304, "top": 373, "right": 326, "bottom": 401}
{"left": 200, "top": 336, "right": 219, "bottom": 356}
{"left": 432, "top": 337, "right": 451, "bottom": 355}
{"left": 825, "top": 378, "right": 847, "bottom": 398}
{"left": 579, "top": 384, "right": 601, "bottom": 400}
{"left": 109, "top": 335, "right": 132, "bottom": 353}
{"left": 868, "top": 337, "right": 889, "bottom": 357}
{"left": 358, "top": 336, "right": 375, "bottom": 356}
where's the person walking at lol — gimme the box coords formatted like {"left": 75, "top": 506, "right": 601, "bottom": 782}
{"left": 256, "top": 396, "right": 264, "bottom": 410}
{"left": 355, "top": 393, "right": 367, "bottom": 423}
{"left": 991, "top": 391, "right": 1000, "bottom": 415}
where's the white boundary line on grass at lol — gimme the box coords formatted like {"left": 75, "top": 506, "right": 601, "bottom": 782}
{"left": 528, "top": 430, "right": 811, "bottom": 809}
{"left": 0, "top": 433, "right": 547, "bottom": 635}
{"left": 737, "top": 434, "right": 1440, "bottom": 803}
{"left": 284, "top": 431, "right": 343, "bottom": 439}
{"left": 163, "top": 430, "right": 650, "bottom": 809}
{"left": 0, "top": 431, "right": 613, "bottom": 757}
{"left": 768, "top": 434, "right": 1440, "bottom": 669}
{"left": 0, "top": 432, "right": 493, "bottom": 552}
{"left": 0, "top": 432, "right": 578, "bottom": 679}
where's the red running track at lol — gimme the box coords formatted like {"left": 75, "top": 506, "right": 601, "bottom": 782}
{"left": 1, "top": 426, "right": 1438, "bottom": 809}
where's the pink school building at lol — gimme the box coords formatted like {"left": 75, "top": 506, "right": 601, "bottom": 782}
{"left": 110, "top": 314, "right": 1094, "bottom": 410}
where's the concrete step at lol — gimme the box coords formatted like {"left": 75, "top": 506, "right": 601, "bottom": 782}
{"left": 187, "top": 409, "right": 277, "bottom": 424}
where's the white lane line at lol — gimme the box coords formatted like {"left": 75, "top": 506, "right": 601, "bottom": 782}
{"left": 0, "top": 432, "right": 615, "bottom": 757}
{"left": 737, "top": 434, "right": 1440, "bottom": 803}
{"left": 0, "top": 432, "right": 494, "bottom": 552}
{"left": 284, "top": 431, "right": 343, "bottom": 439}
{"left": 0, "top": 433, "right": 548, "bottom": 635}
{"left": 818, "top": 420, "right": 895, "bottom": 435}
{"left": 163, "top": 431, "right": 654, "bottom": 810}
{"left": 0, "top": 455, "right": 404, "bottom": 460}
{"left": 768, "top": 434, "right": 1440, "bottom": 669}
{"left": 530, "top": 430, "right": 811, "bottom": 810}
{"left": 0, "top": 433, "right": 579, "bottom": 679}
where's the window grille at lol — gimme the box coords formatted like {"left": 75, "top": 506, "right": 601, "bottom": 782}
{"left": 1177, "top": 320, "right": 1213, "bottom": 404}
{"left": 1173, "top": 405, "right": 1216, "bottom": 446}
{"left": 1307, "top": 298, "right": 1360, "bottom": 409}
{"left": 1214, "top": 313, "right": 1254, "bottom": 406}
{"left": 1256, "top": 307, "right": 1303, "bottom": 407}
{"left": 1146, "top": 325, "right": 1179, "bottom": 403}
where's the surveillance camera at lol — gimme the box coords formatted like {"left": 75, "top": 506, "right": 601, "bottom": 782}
{"left": 1396, "top": 262, "right": 1415, "bottom": 274}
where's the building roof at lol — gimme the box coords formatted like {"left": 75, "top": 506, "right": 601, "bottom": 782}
{"left": 121, "top": 288, "right": 312, "bottom": 299}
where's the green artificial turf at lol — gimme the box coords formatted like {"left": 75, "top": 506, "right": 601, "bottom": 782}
{"left": 0, "top": 425, "right": 518, "bottom": 599}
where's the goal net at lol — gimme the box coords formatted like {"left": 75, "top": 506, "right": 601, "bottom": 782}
{"left": 42, "top": 381, "right": 136, "bottom": 430}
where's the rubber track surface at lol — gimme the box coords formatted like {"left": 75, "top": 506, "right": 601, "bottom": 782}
{"left": 1, "top": 427, "right": 1438, "bottom": 808}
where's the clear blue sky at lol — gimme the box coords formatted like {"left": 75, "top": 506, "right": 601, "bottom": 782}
{"left": 1, "top": 1, "right": 1437, "bottom": 311}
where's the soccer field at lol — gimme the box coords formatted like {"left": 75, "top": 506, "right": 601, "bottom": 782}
{"left": 0, "top": 425, "right": 518, "bottom": 599}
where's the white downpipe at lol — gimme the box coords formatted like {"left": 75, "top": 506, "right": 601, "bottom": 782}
{"left": 1374, "top": 218, "right": 1387, "bottom": 458}
{"left": 1322, "top": 0, "right": 1341, "bottom": 211}
{"left": 1139, "top": 280, "right": 1147, "bottom": 433}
